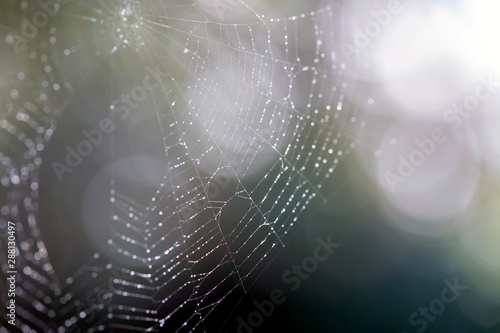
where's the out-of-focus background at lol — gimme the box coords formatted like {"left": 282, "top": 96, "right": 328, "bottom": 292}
{"left": 0, "top": 0, "right": 500, "bottom": 332}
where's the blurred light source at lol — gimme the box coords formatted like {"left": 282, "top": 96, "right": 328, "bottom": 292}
{"left": 190, "top": 59, "right": 291, "bottom": 179}
{"left": 374, "top": 2, "right": 468, "bottom": 117}
{"left": 372, "top": 123, "right": 478, "bottom": 235}
{"left": 461, "top": 0, "right": 500, "bottom": 77}
{"left": 466, "top": 93, "right": 500, "bottom": 170}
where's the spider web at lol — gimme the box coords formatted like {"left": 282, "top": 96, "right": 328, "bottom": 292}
{"left": 0, "top": 1, "right": 363, "bottom": 332}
